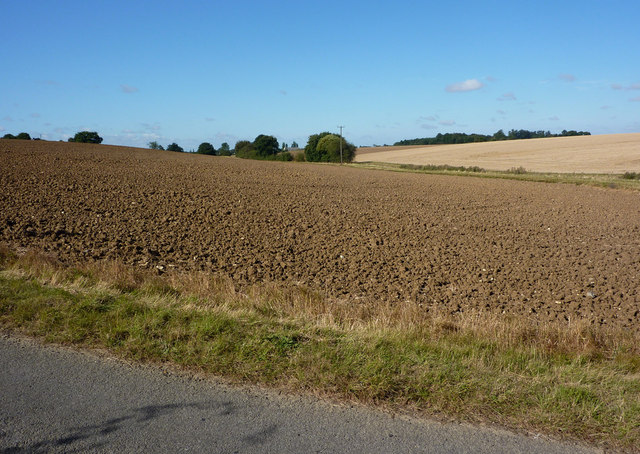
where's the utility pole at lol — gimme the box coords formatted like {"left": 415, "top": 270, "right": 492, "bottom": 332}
{"left": 337, "top": 125, "right": 344, "bottom": 164}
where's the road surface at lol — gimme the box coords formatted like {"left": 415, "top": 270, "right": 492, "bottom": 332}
{"left": 0, "top": 335, "right": 599, "bottom": 453}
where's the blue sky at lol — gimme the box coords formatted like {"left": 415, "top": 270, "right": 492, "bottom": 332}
{"left": 1, "top": 0, "right": 639, "bottom": 149}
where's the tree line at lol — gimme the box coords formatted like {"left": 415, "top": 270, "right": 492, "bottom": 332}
{"left": 152, "top": 133, "right": 355, "bottom": 164}
{"left": 395, "top": 129, "right": 591, "bottom": 146}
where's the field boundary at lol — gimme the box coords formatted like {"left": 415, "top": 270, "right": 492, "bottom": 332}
{"left": 350, "top": 161, "right": 640, "bottom": 190}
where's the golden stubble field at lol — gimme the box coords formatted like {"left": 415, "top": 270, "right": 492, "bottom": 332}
{"left": 356, "top": 133, "right": 640, "bottom": 173}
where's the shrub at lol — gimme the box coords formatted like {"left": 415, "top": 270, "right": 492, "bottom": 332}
{"left": 166, "top": 143, "right": 184, "bottom": 152}
{"left": 622, "top": 171, "right": 640, "bottom": 180}
{"left": 508, "top": 166, "right": 527, "bottom": 174}
{"left": 148, "top": 141, "right": 164, "bottom": 150}
{"left": 69, "top": 131, "right": 103, "bottom": 144}
{"left": 196, "top": 142, "right": 216, "bottom": 155}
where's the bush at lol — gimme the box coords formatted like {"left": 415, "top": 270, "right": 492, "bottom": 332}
{"left": 622, "top": 172, "right": 640, "bottom": 180}
{"left": 218, "top": 142, "right": 232, "bottom": 156}
{"left": 196, "top": 142, "right": 216, "bottom": 155}
{"left": 2, "top": 132, "right": 31, "bottom": 140}
{"left": 315, "top": 134, "right": 356, "bottom": 163}
{"left": 69, "top": 131, "right": 103, "bottom": 144}
{"left": 166, "top": 143, "right": 184, "bottom": 152}
{"left": 253, "top": 134, "right": 280, "bottom": 157}
{"left": 508, "top": 166, "right": 527, "bottom": 174}
{"left": 148, "top": 141, "right": 164, "bottom": 150}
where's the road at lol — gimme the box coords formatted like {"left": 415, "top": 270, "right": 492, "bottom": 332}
{"left": 0, "top": 335, "right": 599, "bottom": 453}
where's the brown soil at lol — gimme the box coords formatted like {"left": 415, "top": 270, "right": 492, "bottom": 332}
{"left": 2, "top": 140, "right": 639, "bottom": 332}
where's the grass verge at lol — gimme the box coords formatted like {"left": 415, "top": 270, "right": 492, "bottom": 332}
{"left": 1, "top": 246, "right": 638, "bottom": 451}
{"left": 351, "top": 161, "right": 640, "bottom": 190}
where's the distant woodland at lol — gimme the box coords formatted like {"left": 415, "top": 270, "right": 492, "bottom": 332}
{"left": 395, "top": 129, "right": 591, "bottom": 146}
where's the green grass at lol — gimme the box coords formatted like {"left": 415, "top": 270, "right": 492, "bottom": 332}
{"left": 1, "top": 253, "right": 639, "bottom": 451}
{"left": 351, "top": 161, "right": 640, "bottom": 190}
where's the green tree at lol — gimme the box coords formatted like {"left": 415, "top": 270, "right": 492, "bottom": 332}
{"left": 16, "top": 132, "right": 31, "bottom": 140}
{"left": 69, "top": 131, "right": 103, "bottom": 144}
{"left": 2, "top": 133, "right": 17, "bottom": 139}
{"left": 492, "top": 129, "right": 507, "bottom": 141}
{"left": 304, "top": 131, "right": 332, "bottom": 162}
{"left": 218, "top": 142, "right": 231, "bottom": 156}
{"left": 253, "top": 134, "right": 280, "bottom": 157}
{"left": 315, "top": 134, "right": 356, "bottom": 163}
{"left": 196, "top": 142, "right": 216, "bottom": 155}
{"left": 166, "top": 142, "right": 184, "bottom": 152}
{"left": 148, "top": 141, "right": 164, "bottom": 150}
{"left": 291, "top": 141, "right": 299, "bottom": 148}
{"left": 234, "top": 140, "right": 254, "bottom": 157}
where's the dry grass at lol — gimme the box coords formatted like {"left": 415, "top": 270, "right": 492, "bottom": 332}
{"left": 2, "top": 245, "right": 639, "bottom": 451}
{"left": 356, "top": 133, "right": 640, "bottom": 173}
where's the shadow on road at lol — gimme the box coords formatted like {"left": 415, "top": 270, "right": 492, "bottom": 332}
{"left": 2, "top": 399, "right": 277, "bottom": 453}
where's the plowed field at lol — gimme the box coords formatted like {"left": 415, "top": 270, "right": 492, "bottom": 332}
{"left": 2, "top": 140, "right": 639, "bottom": 332}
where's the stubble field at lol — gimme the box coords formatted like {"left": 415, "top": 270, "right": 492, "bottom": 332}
{"left": 356, "top": 133, "right": 640, "bottom": 173}
{"left": 2, "top": 139, "right": 639, "bottom": 334}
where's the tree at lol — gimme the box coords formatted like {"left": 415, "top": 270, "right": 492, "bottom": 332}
{"left": 69, "top": 131, "right": 103, "bottom": 144}
{"left": 253, "top": 134, "right": 280, "bottom": 157}
{"left": 291, "top": 141, "right": 299, "bottom": 149}
{"left": 148, "top": 141, "right": 164, "bottom": 150}
{"left": 492, "top": 129, "right": 507, "bottom": 141}
{"left": 166, "top": 142, "right": 184, "bottom": 152}
{"left": 234, "top": 140, "right": 253, "bottom": 156}
{"left": 2, "top": 133, "right": 16, "bottom": 139}
{"left": 16, "top": 132, "right": 31, "bottom": 140}
{"left": 218, "top": 142, "right": 231, "bottom": 156}
{"left": 304, "top": 132, "right": 332, "bottom": 162}
{"left": 315, "top": 134, "right": 356, "bottom": 163}
{"left": 196, "top": 142, "right": 216, "bottom": 155}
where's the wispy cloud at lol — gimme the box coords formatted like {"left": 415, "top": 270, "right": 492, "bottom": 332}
{"left": 559, "top": 74, "right": 576, "bottom": 82}
{"left": 631, "top": 96, "right": 640, "bottom": 102}
{"left": 141, "top": 122, "right": 161, "bottom": 131}
{"left": 497, "top": 92, "right": 516, "bottom": 101}
{"left": 496, "top": 109, "right": 506, "bottom": 115}
{"left": 439, "top": 120, "right": 456, "bottom": 126}
{"left": 549, "top": 115, "right": 560, "bottom": 121}
{"left": 485, "top": 76, "right": 497, "bottom": 83}
{"left": 2, "top": 116, "right": 13, "bottom": 121}
{"left": 445, "top": 79, "right": 484, "bottom": 93}
{"left": 279, "top": 89, "right": 287, "bottom": 96}
{"left": 612, "top": 82, "right": 640, "bottom": 90}
{"left": 30, "top": 113, "right": 41, "bottom": 118}
{"left": 420, "top": 123, "right": 437, "bottom": 129}
{"left": 120, "top": 84, "right": 139, "bottom": 93}
{"left": 205, "top": 117, "right": 215, "bottom": 122}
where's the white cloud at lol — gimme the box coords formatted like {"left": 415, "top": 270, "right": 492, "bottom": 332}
{"left": 498, "top": 92, "right": 516, "bottom": 101}
{"left": 485, "top": 76, "right": 497, "bottom": 82}
{"left": 445, "top": 79, "right": 484, "bottom": 93}
{"left": 559, "top": 74, "right": 576, "bottom": 82}
{"left": 120, "top": 84, "right": 139, "bottom": 93}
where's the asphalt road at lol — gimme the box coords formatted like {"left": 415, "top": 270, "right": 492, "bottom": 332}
{"left": 0, "top": 335, "right": 600, "bottom": 453}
